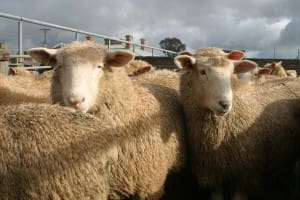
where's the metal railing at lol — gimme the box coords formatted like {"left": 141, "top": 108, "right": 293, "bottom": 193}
{"left": 0, "top": 12, "right": 177, "bottom": 57}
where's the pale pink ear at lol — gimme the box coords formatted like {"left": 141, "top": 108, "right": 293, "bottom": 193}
{"left": 258, "top": 68, "right": 272, "bottom": 75}
{"left": 27, "top": 48, "right": 57, "bottom": 66}
{"left": 277, "top": 61, "right": 282, "bottom": 65}
{"left": 227, "top": 50, "right": 245, "bottom": 60}
{"left": 174, "top": 55, "right": 196, "bottom": 70}
{"left": 234, "top": 60, "right": 257, "bottom": 74}
{"left": 179, "top": 51, "right": 193, "bottom": 56}
{"left": 106, "top": 51, "right": 135, "bottom": 67}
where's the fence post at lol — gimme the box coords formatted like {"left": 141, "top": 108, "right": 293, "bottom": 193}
{"left": 75, "top": 31, "right": 79, "bottom": 40}
{"left": 18, "top": 19, "right": 23, "bottom": 55}
{"left": 107, "top": 39, "right": 111, "bottom": 51}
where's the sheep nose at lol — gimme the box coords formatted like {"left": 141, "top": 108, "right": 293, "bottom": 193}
{"left": 219, "top": 100, "right": 230, "bottom": 110}
{"left": 68, "top": 96, "right": 85, "bottom": 108}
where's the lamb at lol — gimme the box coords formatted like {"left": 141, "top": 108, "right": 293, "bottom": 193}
{"left": 125, "top": 59, "right": 153, "bottom": 76}
{"left": 0, "top": 103, "right": 119, "bottom": 199}
{"left": 174, "top": 47, "right": 300, "bottom": 199}
{"left": 27, "top": 41, "right": 186, "bottom": 199}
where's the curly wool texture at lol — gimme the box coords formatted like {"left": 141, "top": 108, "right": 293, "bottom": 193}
{"left": 0, "top": 73, "right": 50, "bottom": 105}
{"left": 180, "top": 65, "right": 300, "bottom": 195}
{"left": 0, "top": 103, "right": 120, "bottom": 200}
{"left": 51, "top": 41, "right": 186, "bottom": 199}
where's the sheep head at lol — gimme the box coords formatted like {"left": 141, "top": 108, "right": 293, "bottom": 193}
{"left": 27, "top": 41, "right": 134, "bottom": 113}
{"left": 175, "top": 48, "right": 256, "bottom": 116}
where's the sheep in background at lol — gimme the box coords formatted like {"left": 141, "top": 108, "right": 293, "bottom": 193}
{"left": 0, "top": 73, "right": 50, "bottom": 105}
{"left": 8, "top": 67, "right": 34, "bottom": 76}
{"left": 0, "top": 103, "right": 120, "bottom": 199}
{"left": 175, "top": 47, "right": 300, "bottom": 200}
{"left": 27, "top": 41, "right": 186, "bottom": 200}
{"left": 263, "top": 61, "right": 288, "bottom": 77}
{"left": 286, "top": 69, "right": 298, "bottom": 78}
{"left": 125, "top": 59, "right": 153, "bottom": 76}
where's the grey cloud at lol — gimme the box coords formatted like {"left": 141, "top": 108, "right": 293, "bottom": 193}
{"left": 1, "top": 0, "right": 300, "bottom": 58}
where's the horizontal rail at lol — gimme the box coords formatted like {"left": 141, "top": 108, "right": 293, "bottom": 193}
{"left": 0, "top": 12, "right": 177, "bottom": 55}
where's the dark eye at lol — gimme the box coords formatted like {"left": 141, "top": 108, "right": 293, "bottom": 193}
{"left": 97, "top": 65, "right": 104, "bottom": 68}
{"left": 200, "top": 70, "right": 206, "bottom": 75}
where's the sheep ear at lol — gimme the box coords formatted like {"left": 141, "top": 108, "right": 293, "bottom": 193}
{"left": 271, "top": 62, "right": 276, "bottom": 68}
{"left": 258, "top": 68, "right": 272, "bottom": 75}
{"left": 234, "top": 60, "right": 257, "bottom": 74}
{"left": 174, "top": 55, "right": 196, "bottom": 70}
{"left": 9, "top": 68, "right": 17, "bottom": 75}
{"left": 137, "top": 66, "right": 151, "bottom": 74}
{"left": 106, "top": 51, "right": 135, "bottom": 67}
{"left": 227, "top": 50, "right": 245, "bottom": 60}
{"left": 277, "top": 61, "right": 282, "bottom": 65}
{"left": 27, "top": 48, "right": 57, "bottom": 66}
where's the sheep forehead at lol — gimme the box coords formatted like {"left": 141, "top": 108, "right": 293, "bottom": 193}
{"left": 56, "top": 41, "right": 107, "bottom": 65}
{"left": 195, "top": 47, "right": 226, "bottom": 57}
{"left": 196, "top": 56, "right": 231, "bottom": 69}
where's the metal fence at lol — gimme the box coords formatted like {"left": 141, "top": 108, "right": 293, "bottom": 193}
{"left": 0, "top": 12, "right": 177, "bottom": 57}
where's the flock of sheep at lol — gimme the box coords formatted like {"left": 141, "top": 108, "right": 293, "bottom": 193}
{"left": 0, "top": 41, "right": 299, "bottom": 200}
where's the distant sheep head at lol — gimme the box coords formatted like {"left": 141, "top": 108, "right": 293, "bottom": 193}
{"left": 175, "top": 48, "right": 256, "bottom": 116}
{"left": 263, "top": 61, "right": 288, "bottom": 77}
{"left": 27, "top": 41, "right": 134, "bottom": 113}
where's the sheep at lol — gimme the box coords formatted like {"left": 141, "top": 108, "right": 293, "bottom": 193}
{"left": 286, "top": 70, "right": 298, "bottom": 78}
{"left": 175, "top": 47, "right": 300, "bottom": 199}
{"left": 0, "top": 103, "right": 120, "bottom": 199}
{"left": 263, "top": 61, "right": 288, "bottom": 77}
{"left": 0, "top": 73, "right": 50, "bottom": 105}
{"left": 27, "top": 41, "right": 186, "bottom": 200}
{"left": 8, "top": 67, "right": 33, "bottom": 76}
{"left": 8, "top": 66, "right": 53, "bottom": 81}
{"left": 125, "top": 59, "right": 153, "bottom": 76}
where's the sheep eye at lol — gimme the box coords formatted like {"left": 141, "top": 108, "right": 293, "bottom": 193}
{"left": 200, "top": 70, "right": 206, "bottom": 75}
{"left": 97, "top": 65, "right": 104, "bottom": 69}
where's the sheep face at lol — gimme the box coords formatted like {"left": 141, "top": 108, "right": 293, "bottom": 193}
{"left": 56, "top": 50, "right": 134, "bottom": 113}
{"left": 56, "top": 53, "right": 105, "bottom": 113}
{"left": 175, "top": 55, "right": 256, "bottom": 116}
{"left": 27, "top": 42, "right": 134, "bottom": 113}
{"left": 175, "top": 55, "right": 234, "bottom": 116}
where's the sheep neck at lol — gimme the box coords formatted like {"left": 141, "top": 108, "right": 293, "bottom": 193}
{"left": 92, "top": 68, "right": 142, "bottom": 124}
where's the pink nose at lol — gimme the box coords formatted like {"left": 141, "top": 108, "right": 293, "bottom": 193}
{"left": 68, "top": 95, "right": 85, "bottom": 108}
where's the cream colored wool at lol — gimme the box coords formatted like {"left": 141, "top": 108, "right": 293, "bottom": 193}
{"left": 29, "top": 41, "right": 186, "bottom": 200}
{"left": 178, "top": 49, "right": 300, "bottom": 198}
{"left": 0, "top": 103, "right": 120, "bottom": 200}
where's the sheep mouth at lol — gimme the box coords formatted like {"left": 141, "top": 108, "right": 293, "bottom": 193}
{"left": 210, "top": 107, "right": 231, "bottom": 116}
{"left": 215, "top": 110, "right": 229, "bottom": 116}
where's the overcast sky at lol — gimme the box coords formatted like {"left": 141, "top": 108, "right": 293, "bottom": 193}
{"left": 1, "top": 0, "right": 300, "bottom": 58}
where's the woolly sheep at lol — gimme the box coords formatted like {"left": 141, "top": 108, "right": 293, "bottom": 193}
{"left": 175, "top": 47, "right": 300, "bottom": 199}
{"left": 125, "top": 59, "right": 153, "bottom": 76}
{"left": 0, "top": 73, "right": 50, "bottom": 105}
{"left": 27, "top": 41, "right": 186, "bottom": 199}
{"left": 286, "top": 70, "right": 298, "bottom": 78}
{"left": 8, "top": 67, "right": 33, "bottom": 76}
{"left": 263, "top": 61, "right": 288, "bottom": 77}
{"left": 0, "top": 103, "right": 120, "bottom": 199}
